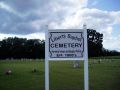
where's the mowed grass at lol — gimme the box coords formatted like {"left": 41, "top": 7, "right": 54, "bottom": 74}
{"left": 0, "top": 59, "right": 120, "bottom": 90}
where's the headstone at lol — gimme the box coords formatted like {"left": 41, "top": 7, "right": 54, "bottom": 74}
{"left": 5, "top": 69, "right": 12, "bottom": 75}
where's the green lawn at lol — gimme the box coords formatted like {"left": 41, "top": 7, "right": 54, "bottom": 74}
{"left": 0, "top": 59, "right": 120, "bottom": 90}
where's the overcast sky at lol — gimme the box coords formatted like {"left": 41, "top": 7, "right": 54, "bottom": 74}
{"left": 0, "top": 0, "right": 120, "bottom": 51}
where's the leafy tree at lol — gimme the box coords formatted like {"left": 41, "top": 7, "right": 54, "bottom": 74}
{"left": 87, "top": 29, "right": 103, "bottom": 57}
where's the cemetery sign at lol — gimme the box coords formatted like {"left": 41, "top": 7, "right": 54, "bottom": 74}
{"left": 45, "top": 26, "right": 89, "bottom": 90}
{"left": 47, "top": 29, "right": 84, "bottom": 60}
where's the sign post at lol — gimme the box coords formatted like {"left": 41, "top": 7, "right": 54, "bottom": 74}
{"left": 45, "top": 25, "right": 89, "bottom": 90}
{"left": 45, "top": 26, "right": 49, "bottom": 90}
{"left": 83, "top": 24, "right": 89, "bottom": 90}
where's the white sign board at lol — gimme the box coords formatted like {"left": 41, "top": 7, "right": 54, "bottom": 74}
{"left": 47, "top": 29, "right": 84, "bottom": 60}
{"left": 45, "top": 26, "right": 89, "bottom": 90}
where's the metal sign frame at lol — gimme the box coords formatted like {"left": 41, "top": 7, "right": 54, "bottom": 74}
{"left": 45, "top": 25, "right": 89, "bottom": 90}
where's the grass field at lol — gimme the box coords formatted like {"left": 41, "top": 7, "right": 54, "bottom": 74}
{"left": 0, "top": 58, "right": 120, "bottom": 90}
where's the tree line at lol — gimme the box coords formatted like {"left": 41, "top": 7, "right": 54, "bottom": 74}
{"left": 0, "top": 38, "right": 45, "bottom": 59}
{"left": 0, "top": 29, "right": 119, "bottom": 59}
